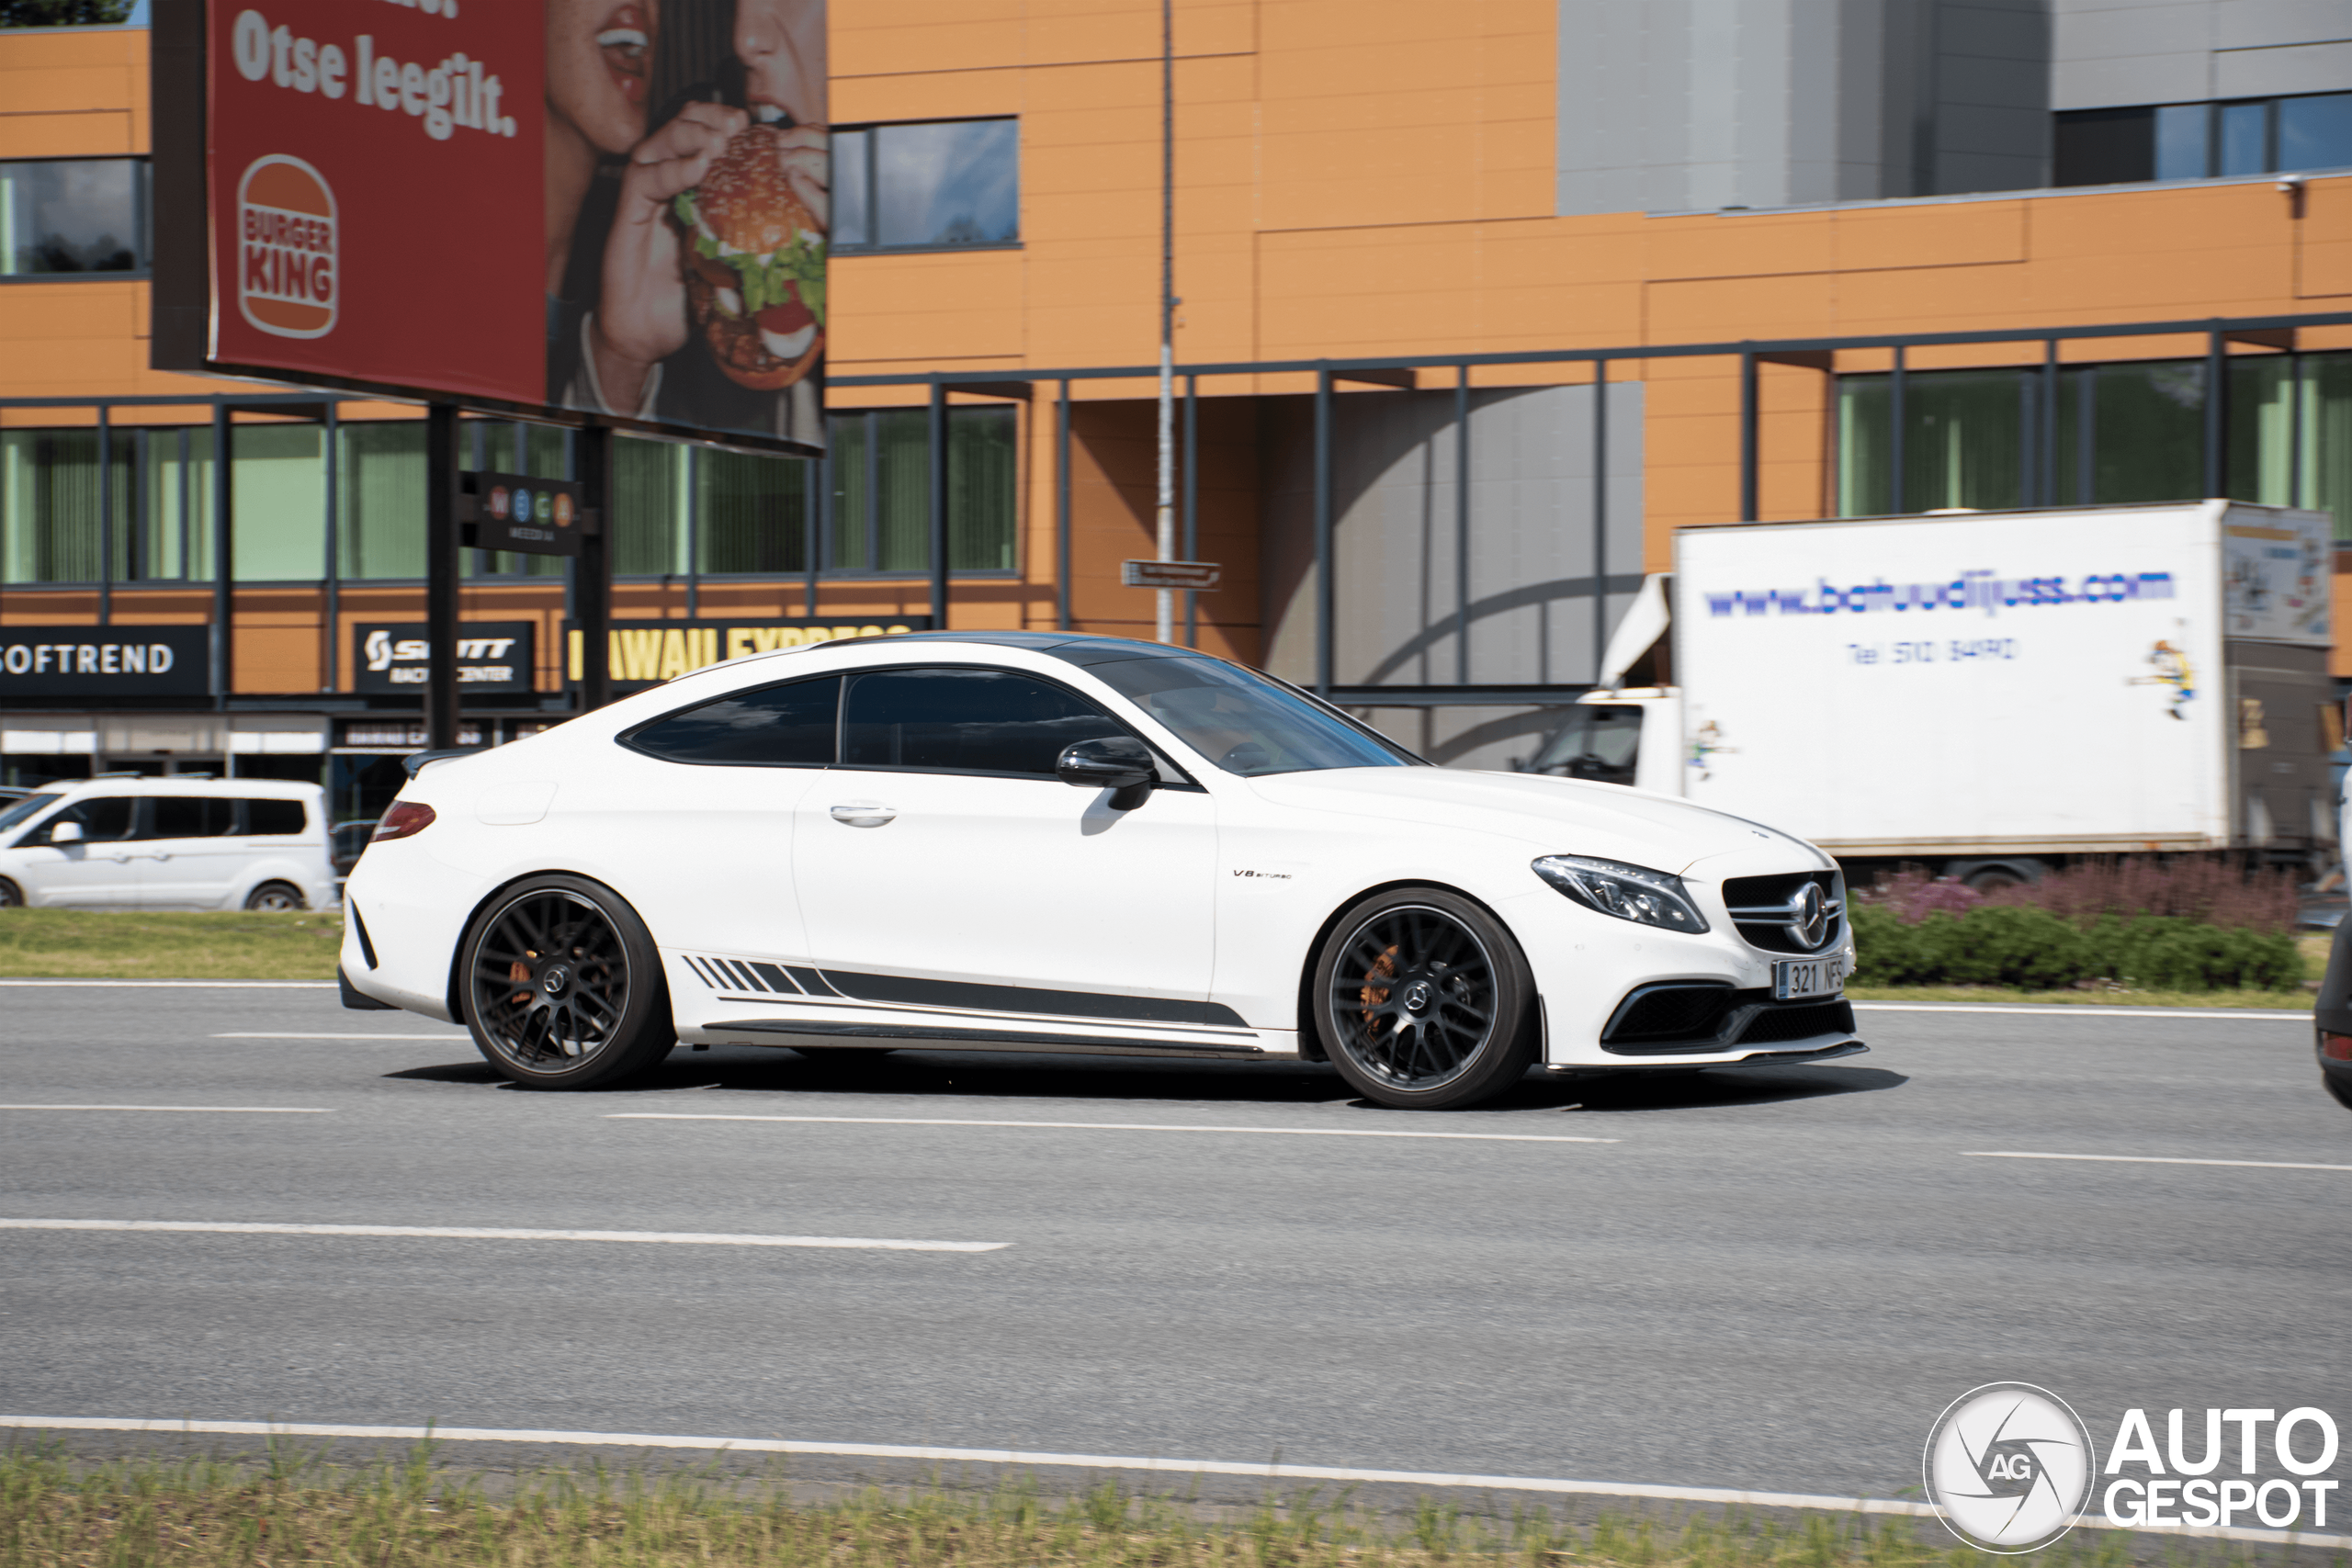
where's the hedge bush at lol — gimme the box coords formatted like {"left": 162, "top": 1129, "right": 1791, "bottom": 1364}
{"left": 1849, "top": 903, "right": 2301, "bottom": 992}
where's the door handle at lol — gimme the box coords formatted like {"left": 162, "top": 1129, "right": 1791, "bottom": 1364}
{"left": 829, "top": 803, "right": 897, "bottom": 828}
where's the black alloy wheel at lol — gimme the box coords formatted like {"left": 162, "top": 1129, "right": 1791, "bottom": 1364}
{"left": 0, "top": 877, "right": 21, "bottom": 908}
{"left": 458, "top": 874, "right": 675, "bottom": 1089}
{"left": 1312, "top": 887, "right": 1538, "bottom": 1110}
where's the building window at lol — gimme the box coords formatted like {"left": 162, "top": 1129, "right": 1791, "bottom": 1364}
{"left": 823, "top": 406, "right": 1017, "bottom": 574}
{"left": 0, "top": 158, "right": 147, "bottom": 277}
{"left": 0, "top": 406, "right": 1020, "bottom": 587}
{"left": 831, "top": 119, "right": 1019, "bottom": 253}
{"left": 1836, "top": 354, "right": 2352, "bottom": 537}
{"left": 2, "top": 424, "right": 212, "bottom": 584}
{"left": 2055, "top": 93, "right": 2352, "bottom": 186}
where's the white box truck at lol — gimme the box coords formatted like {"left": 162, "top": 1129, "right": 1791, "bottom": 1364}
{"left": 1527, "top": 501, "right": 2338, "bottom": 889}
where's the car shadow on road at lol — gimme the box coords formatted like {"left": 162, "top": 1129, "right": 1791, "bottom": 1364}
{"left": 380, "top": 1045, "right": 1904, "bottom": 1115}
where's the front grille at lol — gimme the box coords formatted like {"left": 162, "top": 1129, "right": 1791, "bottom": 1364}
{"left": 1733, "top": 998, "right": 1855, "bottom": 1044}
{"left": 1723, "top": 871, "right": 1845, "bottom": 954}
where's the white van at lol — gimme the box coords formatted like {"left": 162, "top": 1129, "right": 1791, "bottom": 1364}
{"left": 0, "top": 777, "right": 337, "bottom": 911}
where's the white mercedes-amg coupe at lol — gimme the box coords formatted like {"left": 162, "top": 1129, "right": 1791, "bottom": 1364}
{"left": 340, "top": 632, "right": 1860, "bottom": 1108}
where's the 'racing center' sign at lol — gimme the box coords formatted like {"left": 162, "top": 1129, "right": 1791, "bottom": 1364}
{"left": 564, "top": 617, "right": 933, "bottom": 691}
{"left": 0, "top": 625, "right": 211, "bottom": 697}
{"left": 354, "top": 621, "right": 537, "bottom": 695}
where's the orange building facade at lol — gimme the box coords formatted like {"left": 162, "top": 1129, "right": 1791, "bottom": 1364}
{"left": 5, "top": 2, "right": 2352, "bottom": 803}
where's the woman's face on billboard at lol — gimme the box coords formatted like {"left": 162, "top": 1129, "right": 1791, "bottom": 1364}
{"left": 735, "top": 0, "right": 823, "bottom": 128}
{"left": 546, "top": 0, "right": 653, "bottom": 155}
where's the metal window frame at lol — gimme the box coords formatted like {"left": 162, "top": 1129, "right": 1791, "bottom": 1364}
{"left": 6, "top": 308, "right": 2352, "bottom": 712}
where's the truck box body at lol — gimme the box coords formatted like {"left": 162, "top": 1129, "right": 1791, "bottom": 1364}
{"left": 1650, "top": 502, "right": 2335, "bottom": 862}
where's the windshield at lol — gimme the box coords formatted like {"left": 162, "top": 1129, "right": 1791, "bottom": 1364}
{"left": 1085, "top": 656, "right": 1420, "bottom": 776}
{"left": 1528, "top": 705, "right": 1643, "bottom": 784}
{"left": 0, "top": 792, "right": 62, "bottom": 837}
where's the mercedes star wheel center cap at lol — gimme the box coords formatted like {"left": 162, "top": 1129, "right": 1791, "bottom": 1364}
{"left": 1403, "top": 979, "right": 1433, "bottom": 1013}
{"left": 542, "top": 967, "right": 570, "bottom": 996}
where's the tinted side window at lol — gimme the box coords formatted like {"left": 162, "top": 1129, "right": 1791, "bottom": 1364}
{"left": 628, "top": 676, "right": 841, "bottom": 766}
{"left": 244, "top": 799, "right": 307, "bottom": 835}
{"left": 147, "top": 797, "right": 235, "bottom": 839}
{"left": 842, "top": 667, "right": 1124, "bottom": 776}
{"left": 40, "top": 796, "right": 132, "bottom": 843}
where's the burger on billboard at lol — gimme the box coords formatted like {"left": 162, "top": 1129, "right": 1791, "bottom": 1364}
{"left": 153, "top": 0, "right": 826, "bottom": 457}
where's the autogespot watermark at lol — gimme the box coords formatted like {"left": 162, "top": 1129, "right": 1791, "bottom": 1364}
{"left": 1923, "top": 1386, "right": 2342, "bottom": 1552}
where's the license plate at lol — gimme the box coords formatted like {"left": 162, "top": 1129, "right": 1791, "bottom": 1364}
{"left": 1772, "top": 957, "right": 1839, "bottom": 999}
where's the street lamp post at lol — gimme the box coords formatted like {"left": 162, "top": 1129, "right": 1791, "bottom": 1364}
{"left": 1155, "top": 0, "right": 1176, "bottom": 642}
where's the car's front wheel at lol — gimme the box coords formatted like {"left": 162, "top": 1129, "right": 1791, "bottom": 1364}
{"left": 458, "top": 874, "right": 675, "bottom": 1090}
{"left": 1311, "top": 887, "right": 1539, "bottom": 1110}
{"left": 0, "top": 877, "right": 21, "bottom": 908}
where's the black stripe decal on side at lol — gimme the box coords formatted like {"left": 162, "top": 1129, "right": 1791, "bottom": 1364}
{"left": 684, "top": 956, "right": 721, "bottom": 989}
{"left": 750, "top": 963, "right": 799, "bottom": 994}
{"left": 707, "top": 1020, "right": 1263, "bottom": 1054}
{"left": 816, "top": 970, "right": 1249, "bottom": 1028}
{"left": 786, "top": 966, "right": 837, "bottom": 996}
{"left": 725, "top": 960, "right": 767, "bottom": 992}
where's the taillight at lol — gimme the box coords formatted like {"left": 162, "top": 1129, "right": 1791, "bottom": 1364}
{"left": 372, "top": 802, "right": 436, "bottom": 842}
{"left": 2320, "top": 1031, "right": 2352, "bottom": 1063}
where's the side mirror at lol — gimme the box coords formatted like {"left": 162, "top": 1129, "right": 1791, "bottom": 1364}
{"left": 1057, "top": 736, "right": 1156, "bottom": 811}
{"left": 48, "top": 820, "right": 84, "bottom": 845}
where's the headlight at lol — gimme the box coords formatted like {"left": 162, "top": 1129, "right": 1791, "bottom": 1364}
{"left": 1532, "top": 854, "right": 1709, "bottom": 934}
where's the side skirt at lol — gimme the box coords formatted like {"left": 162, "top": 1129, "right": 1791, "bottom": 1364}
{"left": 697, "top": 1018, "right": 1281, "bottom": 1061}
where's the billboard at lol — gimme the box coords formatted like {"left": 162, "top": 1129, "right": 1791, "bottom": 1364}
{"left": 152, "top": 0, "right": 826, "bottom": 455}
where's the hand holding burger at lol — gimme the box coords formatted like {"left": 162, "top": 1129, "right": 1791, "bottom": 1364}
{"left": 672, "top": 122, "right": 829, "bottom": 390}
{"left": 591, "top": 101, "right": 747, "bottom": 414}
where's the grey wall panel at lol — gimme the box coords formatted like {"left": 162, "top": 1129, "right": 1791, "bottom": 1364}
{"left": 2051, "top": 48, "right": 2212, "bottom": 106}
{"left": 2218, "top": 0, "right": 2352, "bottom": 51}
{"left": 2215, "top": 39, "right": 2352, "bottom": 96}
{"left": 1261, "top": 384, "right": 1648, "bottom": 693}
{"left": 1560, "top": 0, "right": 2053, "bottom": 214}
{"left": 2052, "top": 0, "right": 2350, "bottom": 110}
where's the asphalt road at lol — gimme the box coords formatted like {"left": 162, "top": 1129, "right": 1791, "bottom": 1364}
{"left": 2, "top": 985, "right": 2347, "bottom": 1506}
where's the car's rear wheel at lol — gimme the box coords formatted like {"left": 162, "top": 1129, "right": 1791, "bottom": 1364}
{"left": 243, "top": 881, "right": 305, "bottom": 912}
{"left": 1312, "top": 887, "right": 1539, "bottom": 1110}
{"left": 458, "top": 874, "right": 674, "bottom": 1090}
{"left": 0, "top": 877, "right": 21, "bottom": 908}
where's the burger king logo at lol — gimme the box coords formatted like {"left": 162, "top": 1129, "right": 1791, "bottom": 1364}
{"left": 237, "top": 155, "right": 337, "bottom": 339}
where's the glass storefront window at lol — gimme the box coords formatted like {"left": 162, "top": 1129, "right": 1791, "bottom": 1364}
{"left": 611, "top": 434, "right": 686, "bottom": 576}
{"left": 0, "top": 158, "right": 145, "bottom": 276}
{"left": 1, "top": 407, "right": 1018, "bottom": 586}
{"left": 336, "top": 422, "right": 425, "bottom": 581}
{"left": 2056, "top": 361, "right": 2206, "bottom": 505}
{"left": 820, "top": 407, "right": 1017, "bottom": 575}
{"left": 1838, "top": 354, "right": 2352, "bottom": 539}
{"left": 699, "top": 448, "right": 811, "bottom": 574}
{"left": 231, "top": 423, "right": 324, "bottom": 581}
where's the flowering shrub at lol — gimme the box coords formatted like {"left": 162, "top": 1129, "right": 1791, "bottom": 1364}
{"left": 1849, "top": 860, "right": 2306, "bottom": 992}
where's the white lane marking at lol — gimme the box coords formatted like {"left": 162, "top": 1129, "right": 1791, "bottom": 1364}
{"left": 609, "top": 1113, "right": 1618, "bottom": 1144}
{"left": 0, "top": 980, "right": 337, "bottom": 988}
{"left": 212, "top": 1032, "right": 469, "bottom": 1041}
{"left": 0, "top": 1417, "right": 2336, "bottom": 1551}
{"left": 0, "top": 1220, "right": 1006, "bottom": 1252}
{"left": 1967, "top": 1150, "right": 2352, "bottom": 1173}
{"left": 0, "top": 1105, "right": 332, "bottom": 1114}
{"left": 1854, "top": 1003, "right": 2307, "bottom": 1021}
